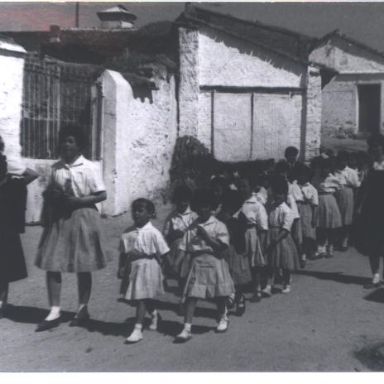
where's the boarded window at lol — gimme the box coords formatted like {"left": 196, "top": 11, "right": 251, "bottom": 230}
{"left": 208, "top": 90, "right": 303, "bottom": 161}
{"left": 21, "top": 55, "right": 103, "bottom": 160}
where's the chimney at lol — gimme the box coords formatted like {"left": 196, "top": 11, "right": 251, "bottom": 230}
{"left": 49, "top": 25, "right": 61, "bottom": 43}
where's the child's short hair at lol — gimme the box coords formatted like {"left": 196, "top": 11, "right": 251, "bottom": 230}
{"left": 275, "top": 160, "right": 290, "bottom": 175}
{"left": 192, "top": 188, "right": 217, "bottom": 210}
{"left": 269, "top": 174, "right": 289, "bottom": 196}
{"left": 131, "top": 198, "right": 156, "bottom": 217}
{"left": 297, "top": 165, "right": 313, "bottom": 182}
{"left": 172, "top": 185, "right": 193, "bottom": 203}
{"left": 59, "top": 123, "right": 87, "bottom": 150}
{"left": 337, "top": 150, "right": 349, "bottom": 163}
{"left": 222, "top": 189, "right": 243, "bottom": 213}
{"left": 285, "top": 146, "right": 299, "bottom": 158}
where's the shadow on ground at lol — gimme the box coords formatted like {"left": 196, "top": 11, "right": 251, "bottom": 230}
{"left": 296, "top": 270, "right": 368, "bottom": 286}
{"left": 354, "top": 341, "right": 384, "bottom": 371}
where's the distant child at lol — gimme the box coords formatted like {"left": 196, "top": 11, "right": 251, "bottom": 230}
{"left": 252, "top": 173, "right": 269, "bottom": 206}
{"left": 118, "top": 198, "right": 170, "bottom": 344}
{"left": 163, "top": 185, "right": 198, "bottom": 285}
{"left": 315, "top": 158, "right": 342, "bottom": 258}
{"left": 297, "top": 166, "right": 319, "bottom": 262}
{"left": 284, "top": 146, "right": 304, "bottom": 182}
{"left": 236, "top": 177, "right": 268, "bottom": 302}
{"left": 334, "top": 151, "right": 361, "bottom": 250}
{"left": 266, "top": 175, "right": 299, "bottom": 293}
{"left": 217, "top": 190, "right": 251, "bottom": 316}
{"left": 209, "top": 176, "right": 229, "bottom": 215}
{"left": 175, "top": 189, "right": 234, "bottom": 342}
{"left": 275, "top": 160, "right": 302, "bottom": 265}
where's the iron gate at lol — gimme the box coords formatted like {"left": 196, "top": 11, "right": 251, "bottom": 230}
{"left": 21, "top": 54, "right": 103, "bottom": 160}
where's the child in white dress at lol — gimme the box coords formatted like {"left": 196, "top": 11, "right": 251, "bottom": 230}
{"left": 175, "top": 189, "right": 234, "bottom": 342}
{"left": 266, "top": 176, "right": 299, "bottom": 294}
{"left": 119, "top": 198, "right": 170, "bottom": 344}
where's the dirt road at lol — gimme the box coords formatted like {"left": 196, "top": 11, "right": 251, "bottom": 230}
{"left": 1, "top": 203, "right": 384, "bottom": 372}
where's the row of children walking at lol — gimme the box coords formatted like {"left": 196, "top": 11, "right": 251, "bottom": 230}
{"left": 0, "top": 126, "right": 366, "bottom": 346}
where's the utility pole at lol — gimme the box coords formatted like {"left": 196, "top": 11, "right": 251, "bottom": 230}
{"left": 75, "top": 2, "right": 80, "bottom": 28}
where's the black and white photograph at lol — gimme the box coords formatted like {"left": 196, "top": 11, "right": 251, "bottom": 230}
{"left": 1, "top": 0, "right": 384, "bottom": 374}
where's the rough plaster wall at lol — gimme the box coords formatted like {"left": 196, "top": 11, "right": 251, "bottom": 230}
{"left": 305, "top": 66, "right": 322, "bottom": 159}
{"left": 0, "top": 53, "right": 25, "bottom": 172}
{"left": 310, "top": 44, "right": 336, "bottom": 69}
{"left": 179, "top": 27, "right": 199, "bottom": 137}
{"left": 321, "top": 78, "right": 357, "bottom": 136}
{"left": 198, "top": 28, "right": 303, "bottom": 88}
{"left": 101, "top": 70, "right": 177, "bottom": 216}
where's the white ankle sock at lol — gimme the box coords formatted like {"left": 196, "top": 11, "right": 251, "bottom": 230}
{"left": 184, "top": 323, "right": 192, "bottom": 331}
{"left": 0, "top": 301, "right": 3, "bottom": 308}
{"left": 45, "top": 306, "right": 61, "bottom": 321}
{"left": 134, "top": 323, "right": 143, "bottom": 331}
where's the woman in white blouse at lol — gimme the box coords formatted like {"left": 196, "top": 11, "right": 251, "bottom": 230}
{"left": 35, "top": 125, "right": 108, "bottom": 332}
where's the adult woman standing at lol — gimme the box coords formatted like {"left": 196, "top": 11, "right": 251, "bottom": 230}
{"left": 0, "top": 154, "right": 28, "bottom": 317}
{"left": 35, "top": 125, "right": 108, "bottom": 331}
{"left": 356, "top": 134, "right": 384, "bottom": 288}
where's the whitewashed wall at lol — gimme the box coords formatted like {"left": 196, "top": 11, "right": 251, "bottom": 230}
{"left": 0, "top": 40, "right": 26, "bottom": 174}
{"left": 179, "top": 26, "right": 321, "bottom": 160}
{"left": 100, "top": 70, "right": 177, "bottom": 216}
{"left": 311, "top": 41, "right": 384, "bottom": 136}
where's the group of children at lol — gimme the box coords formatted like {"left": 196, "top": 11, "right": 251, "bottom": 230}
{"left": 117, "top": 146, "right": 369, "bottom": 344}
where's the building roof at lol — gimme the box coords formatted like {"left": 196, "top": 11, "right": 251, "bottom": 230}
{"left": 176, "top": 5, "right": 316, "bottom": 64}
{"left": 312, "top": 29, "right": 384, "bottom": 61}
{"left": 3, "top": 21, "right": 176, "bottom": 65}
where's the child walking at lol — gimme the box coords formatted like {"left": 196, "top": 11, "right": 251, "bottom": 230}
{"left": 315, "top": 158, "right": 342, "bottom": 258}
{"left": 236, "top": 177, "right": 268, "bottom": 302}
{"left": 119, "top": 198, "right": 170, "bottom": 344}
{"left": 163, "top": 185, "right": 198, "bottom": 285}
{"left": 297, "top": 166, "right": 319, "bottom": 261}
{"left": 217, "top": 189, "right": 252, "bottom": 316}
{"left": 265, "top": 175, "right": 299, "bottom": 294}
{"left": 334, "top": 151, "right": 361, "bottom": 251}
{"left": 175, "top": 189, "right": 234, "bottom": 342}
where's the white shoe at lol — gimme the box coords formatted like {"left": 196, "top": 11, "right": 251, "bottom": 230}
{"left": 175, "top": 327, "right": 192, "bottom": 342}
{"left": 149, "top": 312, "right": 159, "bottom": 331}
{"left": 373, "top": 273, "right": 380, "bottom": 285}
{"left": 216, "top": 315, "right": 229, "bottom": 333}
{"left": 261, "top": 285, "right": 272, "bottom": 297}
{"left": 282, "top": 285, "right": 291, "bottom": 294}
{"left": 125, "top": 328, "right": 143, "bottom": 344}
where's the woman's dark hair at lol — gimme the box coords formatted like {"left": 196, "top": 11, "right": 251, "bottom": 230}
{"left": 192, "top": 188, "right": 217, "bottom": 210}
{"left": 131, "top": 198, "right": 156, "bottom": 218}
{"left": 172, "top": 185, "right": 193, "bottom": 203}
{"left": 367, "top": 134, "right": 384, "bottom": 152}
{"left": 58, "top": 124, "right": 87, "bottom": 150}
{"left": 269, "top": 174, "right": 288, "bottom": 196}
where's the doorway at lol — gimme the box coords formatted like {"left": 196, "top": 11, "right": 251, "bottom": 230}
{"left": 358, "top": 84, "right": 381, "bottom": 134}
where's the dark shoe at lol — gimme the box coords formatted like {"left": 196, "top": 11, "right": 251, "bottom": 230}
{"left": 35, "top": 317, "right": 61, "bottom": 332}
{"left": 250, "top": 293, "right": 261, "bottom": 303}
{"left": 69, "top": 306, "right": 90, "bottom": 327}
{"left": 235, "top": 296, "right": 246, "bottom": 316}
{"left": 0, "top": 307, "right": 5, "bottom": 319}
{"left": 363, "top": 282, "right": 381, "bottom": 289}
{"left": 300, "top": 259, "right": 306, "bottom": 269}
